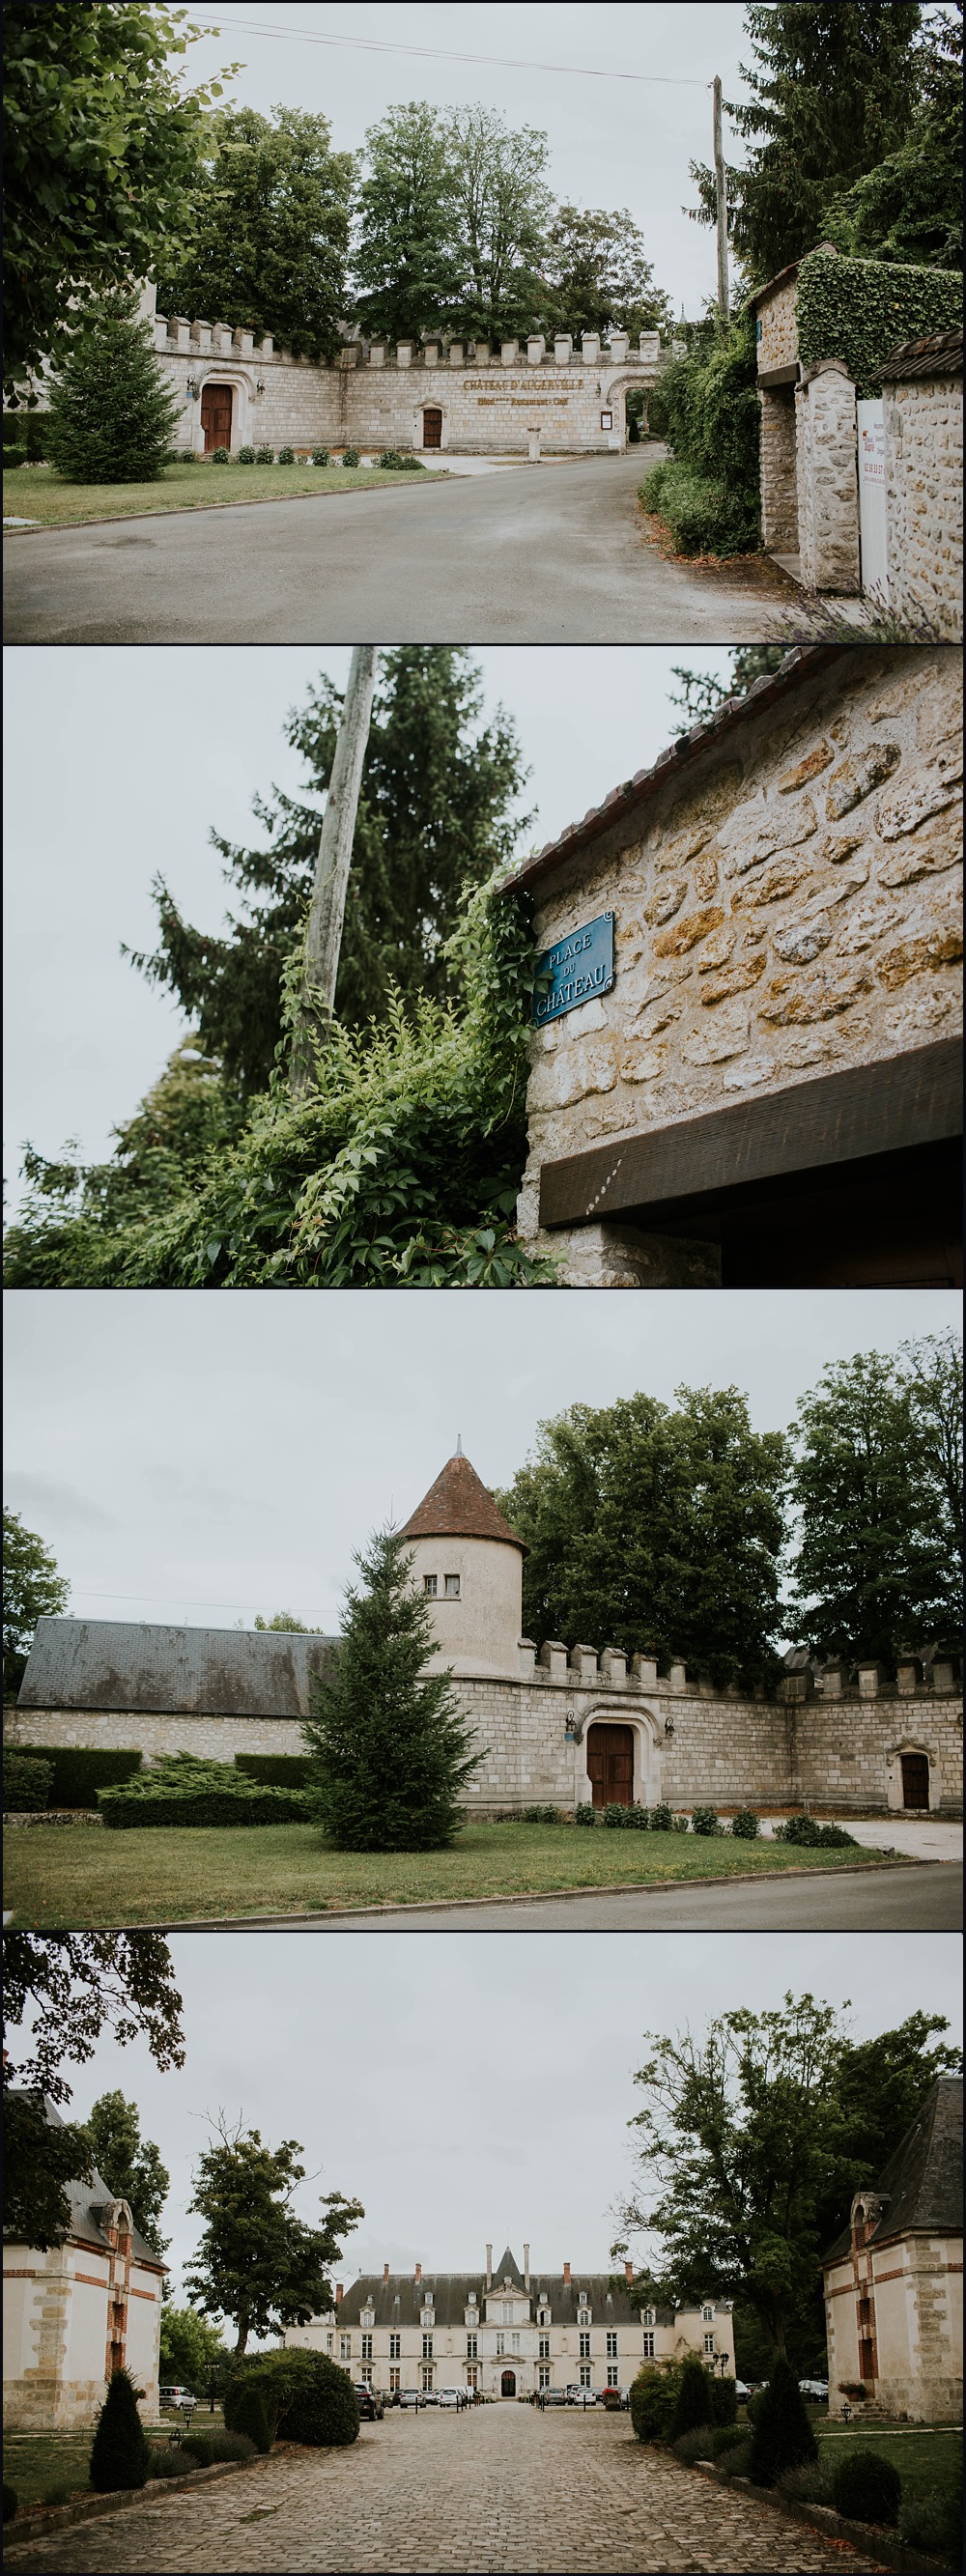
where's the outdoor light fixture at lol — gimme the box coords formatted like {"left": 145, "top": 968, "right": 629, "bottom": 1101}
{"left": 664, "top": 1716, "right": 675, "bottom": 1739}
{"left": 185, "top": 376, "right": 198, "bottom": 397}
{"left": 255, "top": 379, "right": 266, "bottom": 395}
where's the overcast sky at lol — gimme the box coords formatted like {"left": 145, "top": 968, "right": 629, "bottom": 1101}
{"left": 4, "top": 1288, "right": 958, "bottom": 1631}
{"left": 17, "top": 1927, "right": 960, "bottom": 2307}
{"left": 3, "top": 645, "right": 736, "bottom": 1192}
{"left": 177, "top": 1, "right": 752, "bottom": 315}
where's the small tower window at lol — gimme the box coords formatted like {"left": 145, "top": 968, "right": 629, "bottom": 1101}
{"left": 444, "top": 1573, "right": 461, "bottom": 1598}
{"left": 423, "top": 1574, "right": 438, "bottom": 1597}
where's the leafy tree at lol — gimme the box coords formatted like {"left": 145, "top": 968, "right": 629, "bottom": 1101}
{"left": 185, "top": 2118, "right": 363, "bottom": 2355}
{"left": 45, "top": 287, "right": 182, "bottom": 483}
{"left": 3, "top": 1934, "right": 184, "bottom": 2248}
{"left": 253, "top": 1612, "right": 312, "bottom": 1631}
{"left": 84, "top": 2091, "right": 170, "bottom": 2256}
{"left": 352, "top": 102, "right": 462, "bottom": 339}
{"left": 126, "top": 648, "right": 531, "bottom": 1100}
{"left": 668, "top": 647, "right": 788, "bottom": 726}
{"left": 823, "top": 4, "right": 963, "bottom": 269}
{"left": 305, "top": 1527, "right": 482, "bottom": 1848}
{"left": 689, "top": 3, "right": 923, "bottom": 284}
{"left": 496, "top": 1387, "right": 788, "bottom": 1687}
{"left": 616, "top": 1993, "right": 960, "bottom": 2366}
{"left": 3, "top": 1507, "right": 70, "bottom": 1698}
{"left": 89, "top": 2367, "right": 150, "bottom": 2491}
{"left": 541, "top": 206, "right": 671, "bottom": 341}
{"left": 157, "top": 2305, "right": 229, "bottom": 2395}
{"left": 445, "top": 105, "right": 554, "bottom": 338}
{"left": 900, "top": 1330, "right": 963, "bottom": 1591}
{"left": 789, "top": 1344, "right": 963, "bottom": 1659}
{"left": 154, "top": 105, "right": 354, "bottom": 360}
{"left": 3, "top": 0, "right": 233, "bottom": 393}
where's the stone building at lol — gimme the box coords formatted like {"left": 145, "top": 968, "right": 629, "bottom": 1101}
{"left": 880, "top": 330, "right": 963, "bottom": 642}
{"left": 10, "top": 1448, "right": 963, "bottom": 1819}
{"left": 822, "top": 2080, "right": 963, "bottom": 2423}
{"left": 503, "top": 643, "right": 962, "bottom": 1288}
{"left": 286, "top": 2245, "right": 735, "bottom": 2400}
{"left": 3, "top": 2107, "right": 164, "bottom": 2430}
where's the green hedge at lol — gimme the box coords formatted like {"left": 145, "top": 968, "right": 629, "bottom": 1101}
{"left": 98, "top": 1754, "right": 308, "bottom": 1829}
{"left": 225, "top": 2349, "right": 358, "bottom": 2447}
{"left": 639, "top": 461, "right": 760, "bottom": 557}
{"left": 797, "top": 249, "right": 962, "bottom": 399}
{"left": 3, "top": 1752, "right": 53, "bottom": 1810}
{"left": 234, "top": 1753, "right": 314, "bottom": 1788}
{"left": 14, "top": 1746, "right": 143, "bottom": 1807}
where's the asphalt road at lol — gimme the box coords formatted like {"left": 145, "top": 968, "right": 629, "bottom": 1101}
{"left": 3, "top": 453, "right": 792, "bottom": 643}
{"left": 287, "top": 1861, "right": 962, "bottom": 1933}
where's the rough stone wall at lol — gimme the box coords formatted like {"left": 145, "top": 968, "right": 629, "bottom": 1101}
{"left": 758, "top": 386, "right": 799, "bottom": 549}
{"left": 152, "top": 316, "right": 662, "bottom": 457}
{"left": 884, "top": 373, "right": 963, "bottom": 641}
{"left": 11, "top": 1659, "right": 962, "bottom": 1815}
{"left": 825, "top": 2238, "right": 963, "bottom": 2422}
{"left": 3, "top": 2248, "right": 160, "bottom": 2432}
{"left": 516, "top": 647, "right": 963, "bottom": 1267}
{"left": 756, "top": 276, "right": 800, "bottom": 374}
{"left": 796, "top": 362, "right": 861, "bottom": 592}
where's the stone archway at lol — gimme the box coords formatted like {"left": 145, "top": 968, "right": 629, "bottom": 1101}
{"left": 575, "top": 1702, "right": 663, "bottom": 1811}
{"left": 193, "top": 371, "right": 253, "bottom": 455}
{"left": 602, "top": 370, "right": 663, "bottom": 447}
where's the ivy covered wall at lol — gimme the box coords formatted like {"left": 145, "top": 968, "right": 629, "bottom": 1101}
{"left": 797, "top": 249, "right": 962, "bottom": 398}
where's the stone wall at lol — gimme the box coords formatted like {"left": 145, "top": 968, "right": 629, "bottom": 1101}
{"left": 795, "top": 361, "right": 861, "bottom": 592}
{"left": 515, "top": 647, "right": 963, "bottom": 1273}
{"left": 884, "top": 371, "right": 963, "bottom": 641}
{"left": 11, "top": 1654, "right": 962, "bottom": 1816}
{"left": 756, "top": 273, "right": 800, "bottom": 375}
{"left": 758, "top": 385, "right": 798, "bottom": 550}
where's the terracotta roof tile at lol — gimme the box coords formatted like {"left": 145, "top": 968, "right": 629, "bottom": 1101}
{"left": 399, "top": 1453, "right": 526, "bottom": 1553}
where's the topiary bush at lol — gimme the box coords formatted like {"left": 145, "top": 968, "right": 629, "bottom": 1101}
{"left": 670, "top": 2355, "right": 715, "bottom": 2443}
{"left": 624, "top": 1803, "right": 650, "bottom": 1829}
{"left": 748, "top": 2358, "right": 817, "bottom": 2487}
{"left": 831, "top": 2448, "right": 902, "bottom": 2528}
{"left": 711, "top": 2374, "right": 738, "bottom": 2425}
{"left": 3, "top": 1752, "right": 53, "bottom": 1810}
{"left": 341, "top": 446, "right": 360, "bottom": 467}
{"left": 237, "top": 447, "right": 257, "bottom": 464}
{"left": 518, "top": 1802, "right": 558, "bottom": 1823}
{"left": 730, "top": 1809, "right": 760, "bottom": 1839}
{"left": 312, "top": 447, "right": 329, "bottom": 466}
{"left": 178, "top": 2432, "right": 214, "bottom": 2466}
{"left": 210, "top": 448, "right": 231, "bottom": 465}
{"left": 15, "top": 1747, "right": 142, "bottom": 1807}
{"left": 601, "top": 1801, "right": 629, "bottom": 1828}
{"left": 575, "top": 1801, "right": 597, "bottom": 1826}
{"left": 256, "top": 446, "right": 274, "bottom": 464}
{"left": 225, "top": 2380, "right": 272, "bottom": 2453}
{"left": 630, "top": 2364, "right": 681, "bottom": 2443}
{"left": 775, "top": 1816, "right": 858, "bottom": 1849}
{"left": 650, "top": 1802, "right": 673, "bottom": 1833}
{"left": 277, "top": 446, "right": 296, "bottom": 465}
{"left": 89, "top": 2368, "right": 151, "bottom": 2492}
{"left": 691, "top": 1806, "right": 720, "bottom": 1837}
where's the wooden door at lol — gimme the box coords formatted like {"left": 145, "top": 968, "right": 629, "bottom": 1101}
{"left": 201, "top": 383, "right": 234, "bottom": 451}
{"left": 500, "top": 2370, "right": 516, "bottom": 2397}
{"left": 422, "top": 407, "right": 442, "bottom": 448}
{"left": 586, "top": 1723, "right": 635, "bottom": 1808}
{"left": 900, "top": 1753, "right": 929, "bottom": 1809}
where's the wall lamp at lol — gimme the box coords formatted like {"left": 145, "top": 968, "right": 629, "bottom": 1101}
{"left": 185, "top": 376, "right": 198, "bottom": 398}
{"left": 664, "top": 1716, "right": 675, "bottom": 1739}
{"left": 255, "top": 379, "right": 266, "bottom": 396}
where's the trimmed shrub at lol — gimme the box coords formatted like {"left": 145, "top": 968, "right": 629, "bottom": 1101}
{"left": 691, "top": 1806, "right": 720, "bottom": 1837}
{"left": 730, "top": 1810, "right": 760, "bottom": 1839}
{"left": 179, "top": 2432, "right": 214, "bottom": 2466}
{"left": 601, "top": 1801, "right": 628, "bottom": 1828}
{"left": 575, "top": 1801, "right": 597, "bottom": 1826}
{"left": 671, "top": 1813, "right": 691, "bottom": 1832}
{"left": 277, "top": 446, "right": 296, "bottom": 465}
{"left": 670, "top": 2356, "right": 715, "bottom": 2442}
{"left": 235, "top": 1754, "right": 314, "bottom": 1789}
{"left": 519, "top": 1802, "right": 558, "bottom": 1823}
{"left": 380, "top": 448, "right": 405, "bottom": 468}
{"left": 630, "top": 2364, "right": 680, "bottom": 2443}
{"left": 209, "top": 2429, "right": 257, "bottom": 2463}
{"left": 256, "top": 446, "right": 275, "bottom": 464}
{"left": 3, "top": 2484, "right": 18, "bottom": 2522}
{"left": 774, "top": 1816, "right": 858, "bottom": 1849}
{"left": 210, "top": 448, "right": 231, "bottom": 465}
{"left": 89, "top": 2368, "right": 151, "bottom": 2492}
{"left": 831, "top": 2448, "right": 901, "bottom": 2529}
{"left": 225, "top": 2380, "right": 272, "bottom": 2453}
{"left": 312, "top": 447, "right": 329, "bottom": 466}
{"left": 719, "top": 2438, "right": 753, "bottom": 2480}
{"left": 237, "top": 447, "right": 257, "bottom": 464}
{"left": 3, "top": 1752, "right": 53, "bottom": 1810}
{"left": 673, "top": 2423, "right": 716, "bottom": 2463}
{"left": 778, "top": 2455, "right": 836, "bottom": 2505}
{"left": 711, "top": 2374, "right": 738, "bottom": 2425}
{"left": 226, "top": 2349, "right": 358, "bottom": 2449}
{"left": 650, "top": 1802, "right": 673, "bottom": 1833}
{"left": 748, "top": 2357, "right": 817, "bottom": 2487}
{"left": 147, "top": 2445, "right": 189, "bottom": 2478}
{"left": 15, "top": 1747, "right": 142, "bottom": 1807}
{"left": 709, "top": 2422, "right": 747, "bottom": 2459}
{"left": 341, "top": 446, "right": 360, "bottom": 467}
{"left": 99, "top": 1754, "right": 308, "bottom": 1828}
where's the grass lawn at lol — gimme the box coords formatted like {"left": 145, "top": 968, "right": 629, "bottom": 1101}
{"left": 3, "top": 1819, "right": 883, "bottom": 1927}
{"left": 2, "top": 459, "right": 444, "bottom": 528}
{"left": 818, "top": 2422, "right": 962, "bottom": 2517}
{"left": 3, "top": 2433, "right": 99, "bottom": 2511}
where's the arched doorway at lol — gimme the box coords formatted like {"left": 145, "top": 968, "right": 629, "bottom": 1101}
{"left": 500, "top": 2369, "right": 516, "bottom": 2398}
{"left": 422, "top": 407, "right": 443, "bottom": 449}
{"left": 201, "top": 383, "right": 234, "bottom": 451}
{"left": 901, "top": 1752, "right": 930, "bottom": 1809}
{"left": 586, "top": 1723, "right": 635, "bottom": 1808}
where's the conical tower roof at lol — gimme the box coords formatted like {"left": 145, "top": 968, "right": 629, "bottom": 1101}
{"left": 399, "top": 1451, "right": 526, "bottom": 1553}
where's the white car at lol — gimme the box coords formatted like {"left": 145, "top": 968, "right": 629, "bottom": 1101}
{"left": 437, "top": 2389, "right": 464, "bottom": 2408}
{"left": 799, "top": 2379, "right": 829, "bottom": 2402}
{"left": 158, "top": 2387, "right": 194, "bottom": 2409}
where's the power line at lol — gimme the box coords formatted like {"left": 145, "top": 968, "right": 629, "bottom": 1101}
{"left": 191, "top": 13, "right": 710, "bottom": 86}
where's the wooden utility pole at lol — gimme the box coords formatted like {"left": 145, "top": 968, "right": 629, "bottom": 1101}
{"left": 290, "top": 645, "right": 380, "bottom": 1098}
{"left": 713, "top": 75, "right": 728, "bottom": 321}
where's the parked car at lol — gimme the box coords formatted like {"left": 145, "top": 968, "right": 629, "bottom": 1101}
{"left": 733, "top": 2381, "right": 752, "bottom": 2401}
{"left": 565, "top": 2386, "right": 598, "bottom": 2407}
{"left": 353, "top": 2385, "right": 384, "bottom": 2420}
{"left": 437, "top": 2389, "right": 464, "bottom": 2408}
{"left": 539, "top": 2389, "right": 567, "bottom": 2406}
{"left": 158, "top": 2387, "right": 195, "bottom": 2410}
{"left": 399, "top": 2388, "right": 422, "bottom": 2408}
{"left": 420, "top": 2388, "right": 439, "bottom": 2405}
{"left": 799, "top": 2379, "right": 829, "bottom": 2402}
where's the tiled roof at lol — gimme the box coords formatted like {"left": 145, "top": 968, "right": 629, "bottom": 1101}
{"left": 4, "top": 2099, "right": 164, "bottom": 2270}
{"left": 823, "top": 2078, "right": 963, "bottom": 2263}
{"left": 879, "top": 328, "right": 963, "bottom": 382}
{"left": 336, "top": 2260, "right": 727, "bottom": 2331}
{"left": 18, "top": 1617, "right": 337, "bottom": 1719}
{"left": 399, "top": 1453, "right": 526, "bottom": 1554}
{"left": 496, "top": 647, "right": 847, "bottom": 896}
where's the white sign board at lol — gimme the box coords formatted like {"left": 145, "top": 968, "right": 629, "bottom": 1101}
{"left": 857, "top": 399, "right": 889, "bottom": 601}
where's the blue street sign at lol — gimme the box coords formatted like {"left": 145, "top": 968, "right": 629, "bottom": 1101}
{"left": 532, "top": 913, "right": 615, "bottom": 1026}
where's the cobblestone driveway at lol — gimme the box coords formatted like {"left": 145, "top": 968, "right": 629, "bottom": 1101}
{"left": 6, "top": 2408, "right": 887, "bottom": 2575}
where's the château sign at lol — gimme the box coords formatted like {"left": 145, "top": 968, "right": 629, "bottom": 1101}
{"left": 532, "top": 913, "right": 615, "bottom": 1026}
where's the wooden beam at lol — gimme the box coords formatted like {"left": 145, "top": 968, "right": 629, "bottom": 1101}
{"left": 538, "top": 1039, "right": 962, "bottom": 1231}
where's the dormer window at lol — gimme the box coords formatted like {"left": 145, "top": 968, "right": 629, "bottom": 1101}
{"left": 578, "top": 2307, "right": 591, "bottom": 2327}
{"left": 643, "top": 2307, "right": 656, "bottom": 2328}
{"left": 702, "top": 2306, "right": 714, "bottom": 2323}
{"left": 444, "top": 1574, "right": 460, "bottom": 1598}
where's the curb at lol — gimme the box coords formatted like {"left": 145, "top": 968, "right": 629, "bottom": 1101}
{"left": 2, "top": 2452, "right": 266, "bottom": 2553}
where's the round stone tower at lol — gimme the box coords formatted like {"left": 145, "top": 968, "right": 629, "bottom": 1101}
{"left": 398, "top": 1443, "right": 526, "bottom": 1678}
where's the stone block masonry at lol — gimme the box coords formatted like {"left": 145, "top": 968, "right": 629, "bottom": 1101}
{"left": 883, "top": 367, "right": 963, "bottom": 642}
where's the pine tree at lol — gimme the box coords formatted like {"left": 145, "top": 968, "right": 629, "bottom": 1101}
{"left": 89, "top": 2368, "right": 151, "bottom": 2492}
{"left": 748, "top": 2355, "right": 817, "bottom": 2485}
{"left": 670, "top": 2354, "right": 714, "bottom": 2441}
{"left": 305, "top": 1528, "right": 482, "bottom": 1850}
{"left": 45, "top": 291, "right": 182, "bottom": 484}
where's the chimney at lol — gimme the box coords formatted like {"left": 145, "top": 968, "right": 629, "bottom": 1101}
{"left": 414, "top": 2261, "right": 422, "bottom": 2285}
{"left": 563, "top": 2260, "right": 571, "bottom": 2285}
{"left": 335, "top": 2282, "right": 343, "bottom": 2306}
{"left": 486, "top": 2243, "right": 493, "bottom": 2288}
{"left": 383, "top": 2263, "right": 389, "bottom": 2283}
{"left": 625, "top": 2261, "right": 634, "bottom": 2285}
{"left": 523, "top": 2242, "right": 530, "bottom": 2289}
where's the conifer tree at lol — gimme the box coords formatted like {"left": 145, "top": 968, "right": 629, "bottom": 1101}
{"left": 670, "top": 2354, "right": 714, "bottom": 2441}
{"left": 45, "top": 291, "right": 181, "bottom": 484}
{"left": 748, "top": 2354, "right": 817, "bottom": 2485}
{"left": 305, "top": 1528, "right": 482, "bottom": 1850}
{"left": 89, "top": 2368, "right": 151, "bottom": 2492}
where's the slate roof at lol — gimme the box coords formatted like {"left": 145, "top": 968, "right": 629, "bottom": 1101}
{"left": 879, "top": 328, "right": 963, "bottom": 382}
{"left": 823, "top": 2078, "right": 963, "bottom": 2264}
{"left": 336, "top": 2250, "right": 726, "bottom": 2330}
{"left": 4, "top": 2099, "right": 165, "bottom": 2270}
{"left": 496, "top": 646, "right": 848, "bottom": 896}
{"left": 18, "top": 1617, "right": 338, "bottom": 1718}
{"left": 399, "top": 1453, "right": 526, "bottom": 1554}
